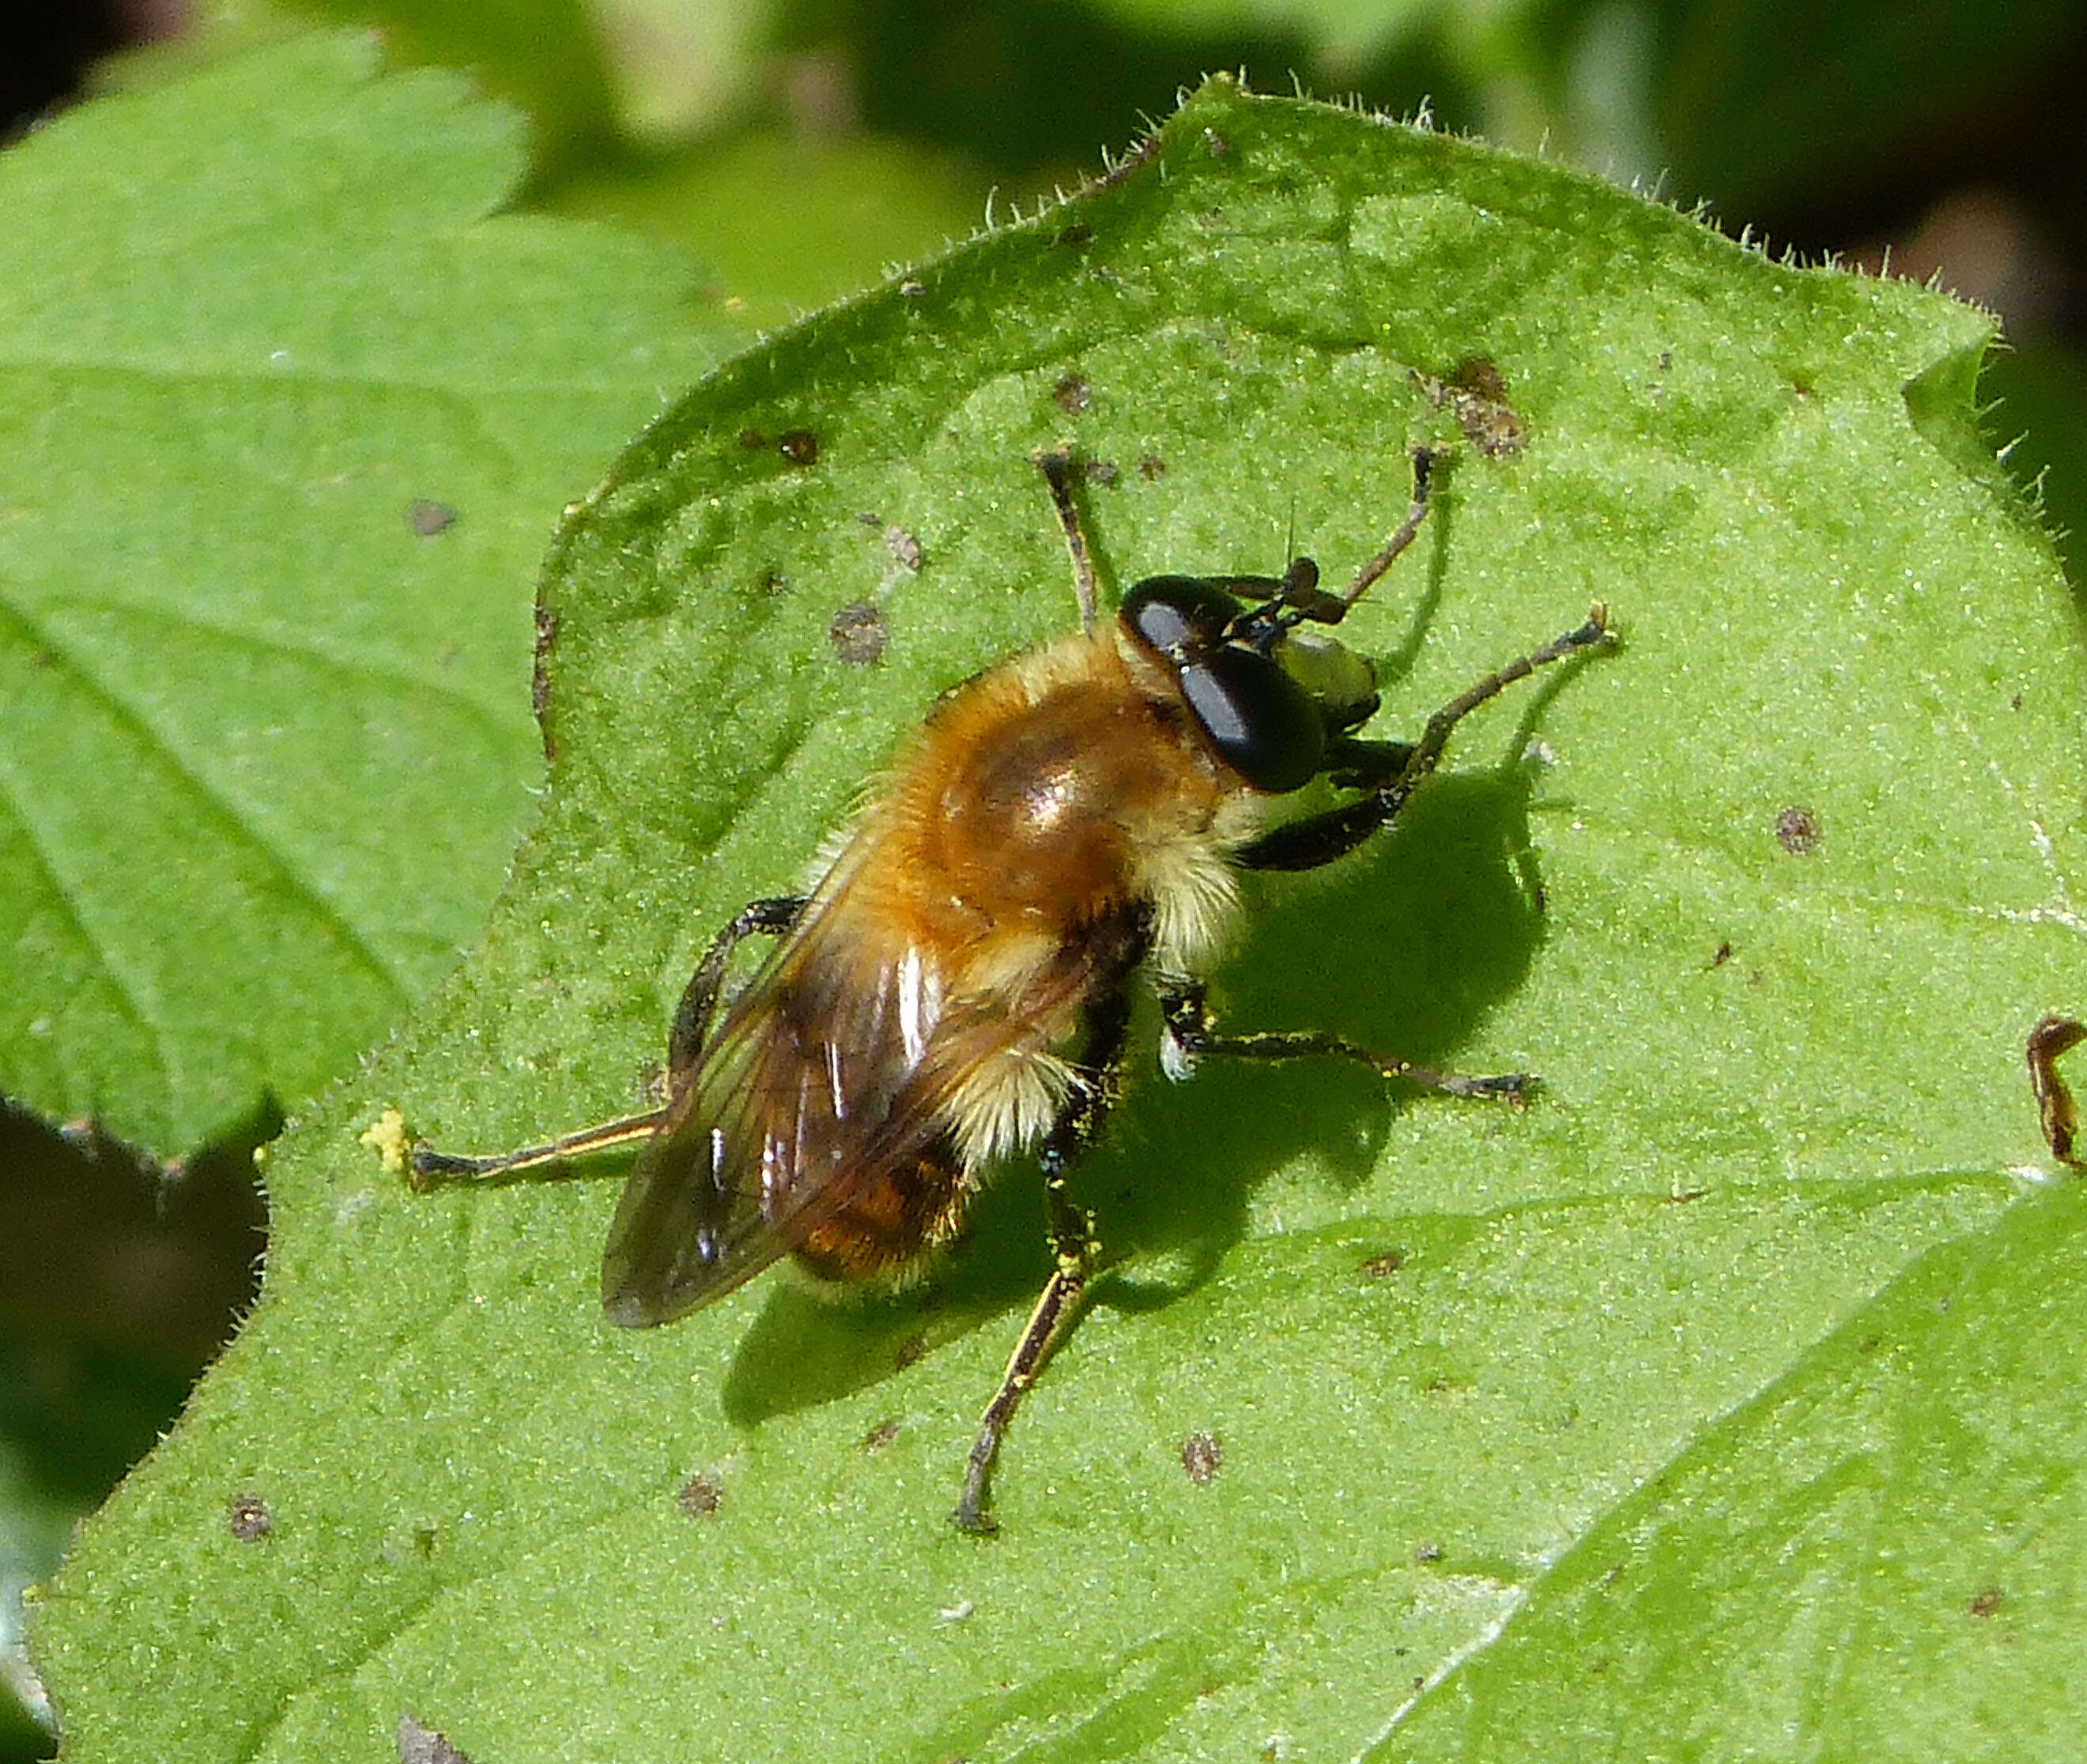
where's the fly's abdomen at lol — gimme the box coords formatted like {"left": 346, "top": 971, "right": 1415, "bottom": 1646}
{"left": 792, "top": 1139, "right": 970, "bottom": 1281}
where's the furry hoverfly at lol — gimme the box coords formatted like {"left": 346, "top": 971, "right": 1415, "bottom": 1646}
{"left": 413, "top": 445, "right": 1610, "bottom": 1532}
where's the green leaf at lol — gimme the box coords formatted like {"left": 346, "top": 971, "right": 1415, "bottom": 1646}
{"left": 33, "top": 77, "right": 2085, "bottom": 1762}
{"left": 274, "top": 0, "right": 622, "bottom": 172}
{"left": 0, "top": 1315, "right": 202, "bottom": 1757}
{"left": 0, "top": 31, "right": 730, "bottom": 1154}
{"left": 1383, "top": 1192, "right": 2087, "bottom": 1760}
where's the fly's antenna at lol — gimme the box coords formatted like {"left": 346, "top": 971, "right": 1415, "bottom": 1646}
{"left": 1036, "top": 448, "right": 1099, "bottom": 635}
{"left": 1338, "top": 444, "right": 1437, "bottom": 610}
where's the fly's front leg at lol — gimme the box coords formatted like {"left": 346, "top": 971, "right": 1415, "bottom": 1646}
{"left": 1232, "top": 737, "right": 1413, "bottom": 873}
{"left": 409, "top": 894, "right": 808, "bottom": 1189}
{"left": 953, "top": 982, "right": 1136, "bottom": 1534}
{"left": 1236, "top": 608, "right": 1613, "bottom": 876}
{"left": 1157, "top": 980, "right": 1530, "bottom": 1102}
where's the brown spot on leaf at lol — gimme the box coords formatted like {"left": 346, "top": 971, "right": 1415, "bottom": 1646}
{"left": 677, "top": 1474, "right": 723, "bottom": 1517}
{"left": 1053, "top": 373, "right": 1091, "bottom": 416}
{"left": 1775, "top": 806, "right": 1821, "bottom": 855}
{"left": 227, "top": 1491, "right": 271, "bottom": 1541}
{"left": 829, "top": 602, "right": 889, "bottom": 666}
{"left": 884, "top": 524, "right": 923, "bottom": 572}
{"left": 1180, "top": 1431, "right": 1222, "bottom": 1485}
{"left": 1413, "top": 356, "right": 1527, "bottom": 456}
{"left": 398, "top": 1714, "right": 474, "bottom": 1764}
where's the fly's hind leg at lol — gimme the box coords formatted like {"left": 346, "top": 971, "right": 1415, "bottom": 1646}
{"left": 1158, "top": 980, "right": 1530, "bottom": 1102}
{"left": 953, "top": 978, "right": 1138, "bottom": 1535}
{"left": 949, "top": 1176, "right": 1093, "bottom": 1536}
{"left": 408, "top": 1110, "right": 664, "bottom": 1189}
{"left": 408, "top": 894, "right": 808, "bottom": 1189}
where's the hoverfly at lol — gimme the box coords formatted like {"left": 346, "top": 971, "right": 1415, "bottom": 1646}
{"left": 413, "top": 445, "right": 1610, "bottom": 1532}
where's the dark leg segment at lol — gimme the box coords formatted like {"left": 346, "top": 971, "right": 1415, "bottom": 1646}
{"left": 409, "top": 895, "right": 807, "bottom": 1190}
{"left": 1157, "top": 982, "right": 1530, "bottom": 1101}
{"left": 1232, "top": 793, "right": 1403, "bottom": 875}
{"left": 1334, "top": 445, "right": 1438, "bottom": 614}
{"left": 953, "top": 982, "right": 1137, "bottom": 1533}
{"left": 1402, "top": 605, "right": 1610, "bottom": 778}
{"left": 664, "top": 895, "right": 807, "bottom": 1081}
{"left": 409, "top": 1110, "right": 665, "bottom": 1189}
{"left": 1035, "top": 449, "right": 1100, "bottom": 636}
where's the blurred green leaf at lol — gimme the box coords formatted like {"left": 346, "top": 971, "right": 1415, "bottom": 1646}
{"left": 1083, "top": 0, "right": 1440, "bottom": 63}
{"left": 32, "top": 74, "right": 2086, "bottom": 1763}
{"left": 277, "top": 0, "right": 621, "bottom": 171}
{"left": 0, "top": 31, "right": 732, "bottom": 1155}
{"left": 0, "top": 1317, "right": 204, "bottom": 1762}
{"left": 0, "top": 1436, "right": 66, "bottom": 1760}
{"left": 587, "top": 0, "right": 778, "bottom": 142}
{"left": 542, "top": 130, "right": 987, "bottom": 330}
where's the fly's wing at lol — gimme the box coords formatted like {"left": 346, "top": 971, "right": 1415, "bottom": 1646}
{"left": 600, "top": 868, "right": 959, "bottom": 1328}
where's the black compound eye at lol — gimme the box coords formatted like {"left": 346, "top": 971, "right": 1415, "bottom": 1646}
{"left": 1177, "top": 646, "right": 1327, "bottom": 793}
{"left": 1119, "top": 576, "right": 1241, "bottom": 658}
{"left": 1119, "top": 575, "right": 1330, "bottom": 791}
